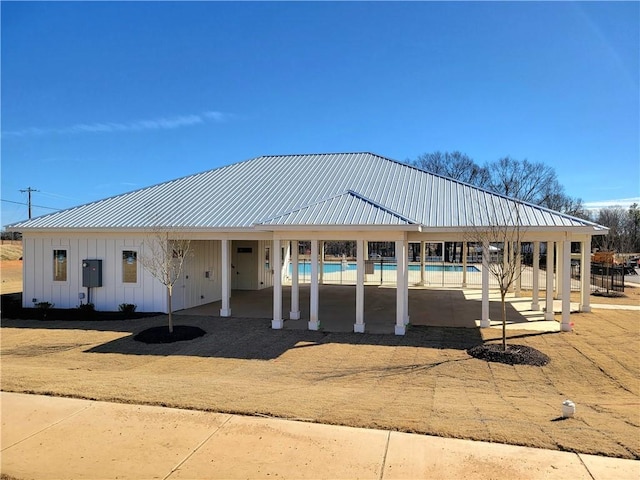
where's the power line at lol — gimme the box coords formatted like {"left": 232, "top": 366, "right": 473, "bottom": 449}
{"left": 1, "top": 198, "right": 60, "bottom": 211}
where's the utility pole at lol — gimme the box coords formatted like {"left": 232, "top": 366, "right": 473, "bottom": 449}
{"left": 20, "top": 187, "right": 39, "bottom": 219}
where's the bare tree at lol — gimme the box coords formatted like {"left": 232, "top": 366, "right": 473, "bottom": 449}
{"left": 411, "top": 152, "right": 586, "bottom": 217}
{"left": 411, "top": 151, "right": 490, "bottom": 187}
{"left": 595, "top": 207, "right": 627, "bottom": 254}
{"left": 485, "top": 156, "right": 561, "bottom": 207}
{"left": 628, "top": 203, "right": 640, "bottom": 253}
{"left": 138, "top": 229, "right": 191, "bottom": 333}
{"left": 468, "top": 199, "right": 526, "bottom": 350}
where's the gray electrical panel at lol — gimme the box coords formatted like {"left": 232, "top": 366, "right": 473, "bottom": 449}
{"left": 82, "top": 259, "right": 103, "bottom": 287}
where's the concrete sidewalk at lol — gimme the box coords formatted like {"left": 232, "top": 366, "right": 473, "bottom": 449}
{"left": 1, "top": 392, "right": 638, "bottom": 480}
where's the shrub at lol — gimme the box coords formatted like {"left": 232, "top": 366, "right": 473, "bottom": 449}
{"left": 34, "top": 301, "right": 54, "bottom": 320}
{"left": 118, "top": 303, "right": 137, "bottom": 318}
{"left": 77, "top": 302, "right": 97, "bottom": 319}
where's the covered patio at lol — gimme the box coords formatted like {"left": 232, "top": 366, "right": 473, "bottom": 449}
{"left": 10, "top": 152, "right": 606, "bottom": 333}
{"left": 181, "top": 285, "right": 564, "bottom": 334}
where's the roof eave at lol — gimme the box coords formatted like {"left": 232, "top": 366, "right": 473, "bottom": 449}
{"left": 253, "top": 224, "right": 421, "bottom": 232}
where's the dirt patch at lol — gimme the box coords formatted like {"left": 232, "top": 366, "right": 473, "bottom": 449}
{"left": 0, "top": 243, "right": 22, "bottom": 261}
{"left": 0, "top": 260, "right": 23, "bottom": 295}
{"left": 2, "top": 304, "right": 638, "bottom": 460}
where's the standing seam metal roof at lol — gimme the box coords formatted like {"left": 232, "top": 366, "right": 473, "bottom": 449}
{"left": 7, "top": 152, "right": 605, "bottom": 231}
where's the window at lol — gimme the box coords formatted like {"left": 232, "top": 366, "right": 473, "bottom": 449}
{"left": 122, "top": 250, "right": 137, "bottom": 283}
{"left": 53, "top": 249, "right": 67, "bottom": 281}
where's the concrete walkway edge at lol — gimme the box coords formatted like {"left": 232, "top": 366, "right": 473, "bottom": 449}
{"left": 2, "top": 392, "right": 638, "bottom": 480}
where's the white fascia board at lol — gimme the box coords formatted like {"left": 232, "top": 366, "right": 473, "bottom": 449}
{"left": 16, "top": 226, "right": 265, "bottom": 235}
{"left": 417, "top": 225, "right": 607, "bottom": 235}
{"left": 253, "top": 224, "right": 421, "bottom": 232}
{"left": 272, "top": 230, "right": 409, "bottom": 242}
{"left": 409, "top": 229, "right": 604, "bottom": 243}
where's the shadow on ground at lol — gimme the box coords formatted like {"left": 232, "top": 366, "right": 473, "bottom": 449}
{"left": 83, "top": 316, "right": 485, "bottom": 360}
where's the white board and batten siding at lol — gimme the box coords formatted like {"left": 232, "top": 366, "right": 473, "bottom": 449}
{"left": 171, "top": 240, "right": 223, "bottom": 311}
{"left": 257, "top": 240, "right": 275, "bottom": 290}
{"left": 23, "top": 234, "right": 167, "bottom": 312}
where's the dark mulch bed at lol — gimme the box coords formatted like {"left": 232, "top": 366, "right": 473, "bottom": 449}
{"left": 467, "top": 343, "right": 550, "bottom": 366}
{"left": 592, "top": 290, "right": 625, "bottom": 298}
{"left": 134, "top": 325, "right": 206, "bottom": 344}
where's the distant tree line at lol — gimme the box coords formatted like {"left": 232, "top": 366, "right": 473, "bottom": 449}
{"left": 592, "top": 204, "right": 640, "bottom": 254}
{"left": 1, "top": 231, "right": 22, "bottom": 241}
{"left": 410, "top": 151, "right": 589, "bottom": 218}
{"left": 410, "top": 151, "right": 640, "bottom": 254}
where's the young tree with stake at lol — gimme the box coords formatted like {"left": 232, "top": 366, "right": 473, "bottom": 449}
{"left": 468, "top": 198, "right": 526, "bottom": 351}
{"left": 138, "top": 229, "right": 191, "bottom": 333}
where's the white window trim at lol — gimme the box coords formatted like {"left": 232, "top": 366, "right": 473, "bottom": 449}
{"left": 52, "top": 247, "right": 70, "bottom": 284}
{"left": 119, "top": 248, "right": 141, "bottom": 287}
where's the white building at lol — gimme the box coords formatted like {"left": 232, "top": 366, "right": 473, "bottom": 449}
{"left": 7, "top": 152, "right": 607, "bottom": 334}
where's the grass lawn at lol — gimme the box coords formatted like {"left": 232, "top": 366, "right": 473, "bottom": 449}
{"left": 1, "top": 300, "right": 638, "bottom": 460}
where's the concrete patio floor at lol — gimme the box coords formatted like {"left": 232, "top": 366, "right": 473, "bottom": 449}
{"left": 180, "top": 285, "right": 563, "bottom": 334}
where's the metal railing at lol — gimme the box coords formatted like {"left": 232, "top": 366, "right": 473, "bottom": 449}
{"left": 286, "top": 258, "right": 583, "bottom": 291}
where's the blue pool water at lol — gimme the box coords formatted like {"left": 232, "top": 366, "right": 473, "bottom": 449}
{"left": 288, "top": 262, "right": 480, "bottom": 275}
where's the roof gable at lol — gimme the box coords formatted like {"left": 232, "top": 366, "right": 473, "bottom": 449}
{"left": 256, "top": 190, "right": 418, "bottom": 227}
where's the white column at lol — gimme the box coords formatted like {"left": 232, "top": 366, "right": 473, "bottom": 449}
{"left": 531, "top": 241, "right": 540, "bottom": 311}
{"left": 462, "top": 242, "right": 468, "bottom": 288}
{"left": 290, "top": 240, "right": 300, "bottom": 320}
{"left": 580, "top": 238, "right": 591, "bottom": 312}
{"left": 272, "top": 238, "right": 283, "bottom": 329}
{"left": 220, "top": 239, "right": 232, "bottom": 317}
{"left": 420, "top": 241, "right": 426, "bottom": 286}
{"left": 481, "top": 240, "right": 490, "bottom": 327}
{"left": 319, "top": 241, "right": 325, "bottom": 285}
{"left": 561, "top": 240, "right": 572, "bottom": 331}
{"left": 545, "top": 241, "right": 555, "bottom": 320}
{"left": 503, "top": 242, "right": 511, "bottom": 292}
{"left": 309, "top": 240, "right": 320, "bottom": 330}
{"left": 515, "top": 241, "right": 522, "bottom": 297}
{"left": 556, "top": 241, "right": 563, "bottom": 299}
{"left": 395, "top": 240, "right": 408, "bottom": 335}
{"left": 404, "top": 241, "right": 410, "bottom": 325}
{"left": 354, "top": 239, "right": 365, "bottom": 333}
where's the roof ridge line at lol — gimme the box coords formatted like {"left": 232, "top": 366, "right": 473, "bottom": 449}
{"left": 254, "top": 191, "right": 352, "bottom": 225}
{"left": 346, "top": 190, "right": 419, "bottom": 225}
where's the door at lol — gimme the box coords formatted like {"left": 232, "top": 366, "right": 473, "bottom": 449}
{"left": 233, "top": 242, "right": 257, "bottom": 290}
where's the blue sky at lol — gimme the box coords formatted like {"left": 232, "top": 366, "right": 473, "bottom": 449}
{"left": 2, "top": 1, "right": 638, "bottom": 226}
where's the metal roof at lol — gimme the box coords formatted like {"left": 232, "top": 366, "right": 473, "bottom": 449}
{"left": 7, "top": 152, "right": 606, "bottom": 232}
{"left": 256, "top": 190, "right": 418, "bottom": 227}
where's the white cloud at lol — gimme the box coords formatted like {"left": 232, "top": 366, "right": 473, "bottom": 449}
{"left": 584, "top": 197, "right": 640, "bottom": 211}
{"left": 2, "top": 111, "right": 229, "bottom": 137}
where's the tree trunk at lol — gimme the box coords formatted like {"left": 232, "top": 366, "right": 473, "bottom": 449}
{"left": 168, "top": 285, "right": 173, "bottom": 333}
{"left": 501, "top": 292, "right": 507, "bottom": 351}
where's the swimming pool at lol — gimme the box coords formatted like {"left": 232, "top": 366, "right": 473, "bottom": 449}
{"left": 288, "top": 262, "right": 480, "bottom": 275}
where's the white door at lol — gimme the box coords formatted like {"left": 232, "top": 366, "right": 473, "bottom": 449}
{"left": 233, "top": 243, "right": 257, "bottom": 290}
